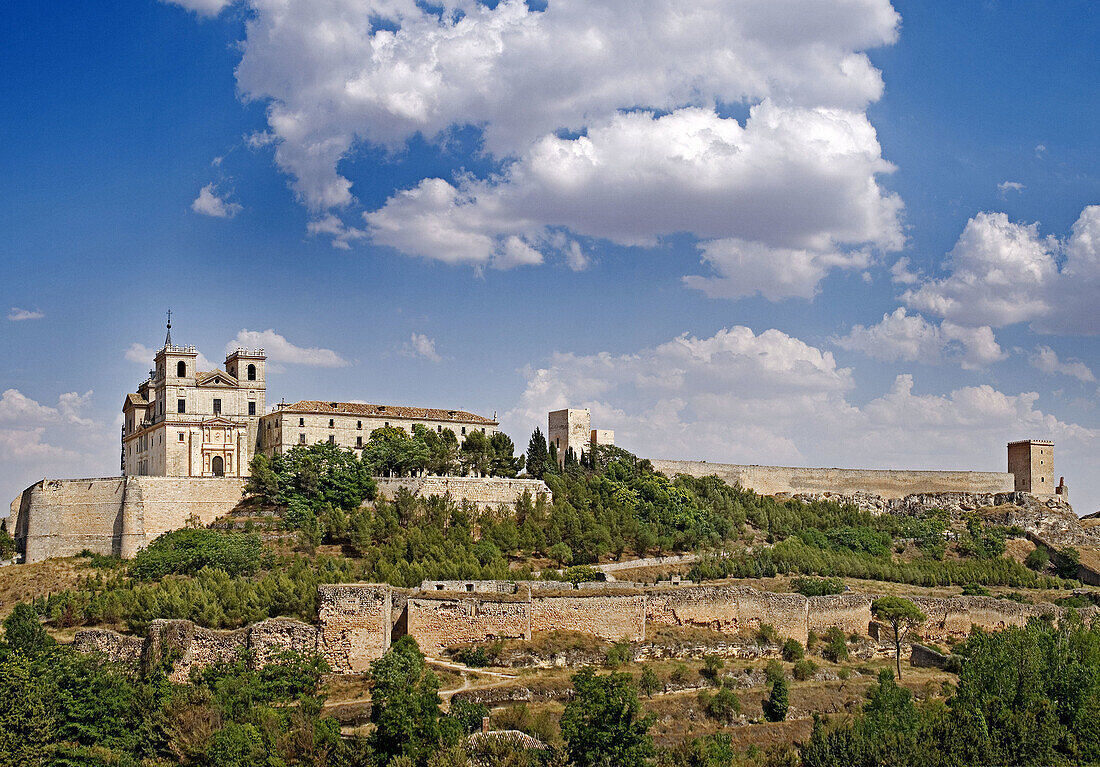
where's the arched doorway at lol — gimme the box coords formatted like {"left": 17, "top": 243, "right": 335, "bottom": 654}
{"left": 211, "top": 456, "right": 224, "bottom": 476}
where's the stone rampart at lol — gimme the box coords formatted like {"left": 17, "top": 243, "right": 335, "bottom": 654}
{"left": 373, "top": 476, "right": 550, "bottom": 509}
{"left": 531, "top": 594, "right": 646, "bottom": 643}
{"left": 807, "top": 594, "right": 874, "bottom": 637}
{"left": 651, "top": 460, "right": 1014, "bottom": 500}
{"left": 9, "top": 476, "right": 247, "bottom": 563}
{"left": 646, "top": 586, "right": 809, "bottom": 643}
{"left": 407, "top": 595, "right": 531, "bottom": 655}
{"left": 317, "top": 584, "right": 392, "bottom": 672}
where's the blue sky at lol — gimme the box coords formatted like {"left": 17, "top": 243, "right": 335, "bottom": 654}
{"left": 2, "top": 0, "right": 1097, "bottom": 511}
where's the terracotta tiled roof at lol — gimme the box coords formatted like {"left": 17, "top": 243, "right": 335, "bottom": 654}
{"left": 276, "top": 400, "right": 497, "bottom": 425}
{"left": 124, "top": 393, "right": 148, "bottom": 408}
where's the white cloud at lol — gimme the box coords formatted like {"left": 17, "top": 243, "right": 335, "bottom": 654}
{"left": 368, "top": 104, "right": 902, "bottom": 285}
{"left": 188, "top": 0, "right": 904, "bottom": 287}
{"left": 1030, "top": 346, "right": 1096, "bottom": 383}
{"left": 228, "top": 329, "right": 348, "bottom": 367}
{"left": 505, "top": 327, "right": 1100, "bottom": 510}
{"left": 163, "top": 0, "right": 233, "bottom": 17}
{"left": 889, "top": 256, "right": 920, "bottom": 285}
{"left": 7, "top": 307, "right": 44, "bottom": 321}
{"left": 191, "top": 184, "right": 242, "bottom": 218}
{"left": 903, "top": 206, "right": 1100, "bottom": 334}
{"left": 997, "top": 180, "right": 1025, "bottom": 197}
{"left": 400, "top": 333, "right": 442, "bottom": 362}
{"left": 836, "top": 308, "right": 1005, "bottom": 369}
{"left": 307, "top": 214, "right": 367, "bottom": 250}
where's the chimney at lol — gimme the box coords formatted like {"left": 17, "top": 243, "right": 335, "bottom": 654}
{"left": 481, "top": 716, "right": 490, "bottom": 734}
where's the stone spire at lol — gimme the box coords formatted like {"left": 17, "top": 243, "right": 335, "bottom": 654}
{"left": 164, "top": 309, "right": 172, "bottom": 348}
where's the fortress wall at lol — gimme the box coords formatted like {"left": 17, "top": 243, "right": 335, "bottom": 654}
{"left": 736, "top": 589, "right": 809, "bottom": 644}
{"left": 406, "top": 595, "right": 531, "bottom": 655}
{"left": 531, "top": 594, "right": 646, "bottom": 643}
{"left": 123, "top": 477, "right": 247, "bottom": 557}
{"left": 646, "top": 586, "right": 745, "bottom": 634}
{"left": 651, "top": 460, "right": 1014, "bottom": 500}
{"left": 73, "top": 627, "right": 146, "bottom": 665}
{"left": 373, "top": 477, "right": 551, "bottom": 509}
{"left": 808, "top": 594, "right": 875, "bottom": 637}
{"left": 15, "top": 478, "right": 128, "bottom": 562}
{"left": 11, "top": 476, "right": 247, "bottom": 563}
{"left": 909, "top": 596, "right": 1060, "bottom": 641}
{"left": 317, "top": 584, "right": 392, "bottom": 672}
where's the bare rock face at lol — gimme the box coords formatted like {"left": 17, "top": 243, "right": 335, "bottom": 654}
{"left": 787, "top": 490, "right": 1095, "bottom": 548}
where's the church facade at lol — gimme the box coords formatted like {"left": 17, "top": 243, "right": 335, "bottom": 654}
{"left": 122, "top": 325, "right": 266, "bottom": 478}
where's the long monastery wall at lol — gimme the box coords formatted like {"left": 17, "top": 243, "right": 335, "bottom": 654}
{"left": 650, "top": 460, "right": 1014, "bottom": 499}
{"left": 373, "top": 476, "right": 550, "bottom": 509}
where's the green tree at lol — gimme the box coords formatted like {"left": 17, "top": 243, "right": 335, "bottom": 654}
{"left": 560, "top": 667, "right": 655, "bottom": 767}
{"left": 1056, "top": 546, "right": 1081, "bottom": 579}
{"left": 763, "top": 676, "right": 789, "bottom": 722}
{"left": 0, "top": 651, "right": 54, "bottom": 767}
{"left": 1025, "top": 546, "right": 1050, "bottom": 571}
{"left": 1, "top": 604, "right": 54, "bottom": 657}
{"left": 368, "top": 636, "right": 456, "bottom": 764}
{"left": 548, "top": 541, "right": 573, "bottom": 568}
{"left": 460, "top": 430, "right": 493, "bottom": 477}
{"left": 244, "top": 452, "right": 280, "bottom": 504}
{"left": 639, "top": 666, "right": 661, "bottom": 698}
{"left": 871, "top": 596, "right": 926, "bottom": 679}
{"left": 525, "top": 428, "right": 552, "bottom": 480}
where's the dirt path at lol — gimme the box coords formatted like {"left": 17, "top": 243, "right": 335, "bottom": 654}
{"left": 323, "top": 659, "right": 518, "bottom": 709}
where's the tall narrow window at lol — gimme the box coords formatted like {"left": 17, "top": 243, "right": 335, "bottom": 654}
{"left": 329, "top": 419, "right": 334, "bottom": 428}
{"left": 299, "top": 433, "right": 306, "bottom": 444}
{"left": 213, "top": 399, "right": 222, "bottom": 415}
{"left": 328, "top": 435, "right": 335, "bottom": 444}
{"left": 178, "top": 432, "right": 185, "bottom": 442}
{"left": 299, "top": 418, "right": 305, "bottom": 426}
{"left": 177, "top": 399, "right": 186, "bottom": 413}
{"left": 248, "top": 401, "right": 256, "bottom": 416}
{"left": 247, "top": 364, "right": 256, "bottom": 381}
{"left": 356, "top": 436, "right": 363, "bottom": 448}
{"left": 177, "top": 361, "right": 186, "bottom": 377}
{"left": 357, "top": 420, "right": 362, "bottom": 429}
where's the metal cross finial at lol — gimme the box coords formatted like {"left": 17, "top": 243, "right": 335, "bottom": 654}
{"left": 165, "top": 308, "right": 173, "bottom": 347}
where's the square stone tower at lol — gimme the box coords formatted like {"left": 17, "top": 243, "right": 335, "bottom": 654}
{"left": 1007, "top": 440, "right": 1055, "bottom": 495}
{"left": 548, "top": 408, "right": 590, "bottom": 464}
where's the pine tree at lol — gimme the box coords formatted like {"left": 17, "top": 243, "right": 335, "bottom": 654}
{"left": 525, "top": 428, "right": 551, "bottom": 479}
{"left": 763, "top": 676, "right": 789, "bottom": 722}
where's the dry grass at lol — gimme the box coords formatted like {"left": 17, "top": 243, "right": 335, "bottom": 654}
{"left": 0, "top": 556, "right": 97, "bottom": 618}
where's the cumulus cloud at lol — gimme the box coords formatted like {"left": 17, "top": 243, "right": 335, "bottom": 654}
{"left": 1030, "top": 346, "right": 1096, "bottom": 383}
{"left": 399, "top": 333, "right": 442, "bottom": 362}
{"left": 191, "top": 184, "right": 242, "bottom": 218}
{"left": 184, "top": 0, "right": 903, "bottom": 288}
{"left": 505, "top": 327, "right": 1099, "bottom": 509}
{"left": 889, "top": 256, "right": 920, "bottom": 285}
{"left": 228, "top": 329, "right": 348, "bottom": 367}
{"left": 163, "top": 0, "right": 233, "bottom": 17}
{"left": 8, "top": 307, "right": 44, "bottom": 321}
{"left": 903, "top": 206, "right": 1100, "bottom": 334}
{"left": 997, "top": 180, "right": 1025, "bottom": 197}
{"left": 836, "top": 308, "right": 1005, "bottom": 369}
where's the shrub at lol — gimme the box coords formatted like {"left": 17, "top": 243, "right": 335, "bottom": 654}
{"left": 961, "top": 583, "right": 990, "bottom": 596}
{"left": 700, "top": 685, "right": 741, "bottom": 723}
{"left": 782, "top": 638, "right": 804, "bottom": 662}
{"left": 791, "top": 577, "right": 845, "bottom": 597}
{"left": 562, "top": 565, "right": 602, "bottom": 584}
{"left": 793, "top": 659, "right": 817, "bottom": 681}
{"left": 670, "top": 664, "right": 689, "bottom": 685}
{"left": 702, "top": 655, "right": 724, "bottom": 683}
{"left": 639, "top": 666, "right": 661, "bottom": 698}
{"left": 130, "top": 529, "right": 263, "bottom": 580}
{"left": 450, "top": 700, "right": 490, "bottom": 735}
{"left": 762, "top": 677, "right": 789, "bottom": 722}
{"left": 1056, "top": 547, "right": 1081, "bottom": 579}
{"left": 453, "top": 646, "right": 491, "bottom": 668}
{"left": 1025, "top": 547, "right": 1050, "bottom": 571}
{"left": 756, "top": 623, "right": 779, "bottom": 645}
{"left": 765, "top": 661, "right": 784, "bottom": 685}
{"left": 821, "top": 627, "right": 849, "bottom": 663}
{"left": 605, "top": 640, "right": 633, "bottom": 669}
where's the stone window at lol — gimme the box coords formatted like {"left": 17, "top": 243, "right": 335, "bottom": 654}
{"left": 385, "top": 421, "right": 389, "bottom": 428}
{"left": 357, "top": 420, "right": 362, "bottom": 429}
{"left": 328, "top": 435, "right": 335, "bottom": 444}
{"left": 177, "top": 399, "right": 186, "bottom": 414}
{"left": 247, "top": 364, "right": 256, "bottom": 381}
{"left": 356, "top": 436, "right": 362, "bottom": 448}
{"left": 178, "top": 432, "right": 184, "bottom": 442}
{"left": 299, "top": 417, "right": 305, "bottom": 426}
{"left": 465, "top": 583, "right": 474, "bottom": 592}
{"left": 481, "top": 428, "right": 486, "bottom": 434}
{"left": 177, "top": 361, "right": 186, "bottom": 377}
{"left": 462, "top": 427, "right": 466, "bottom": 435}
{"left": 299, "top": 433, "right": 306, "bottom": 444}
{"left": 437, "top": 425, "right": 442, "bottom": 432}
{"left": 329, "top": 419, "right": 334, "bottom": 428}
{"left": 248, "top": 401, "right": 256, "bottom": 416}
{"left": 213, "top": 399, "right": 222, "bottom": 415}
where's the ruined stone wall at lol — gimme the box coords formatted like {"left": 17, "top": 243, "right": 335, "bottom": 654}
{"left": 373, "top": 477, "right": 551, "bottom": 509}
{"left": 531, "top": 594, "right": 646, "bottom": 643}
{"left": 646, "top": 586, "right": 809, "bottom": 643}
{"left": 807, "top": 594, "right": 874, "bottom": 637}
{"left": 10, "top": 476, "right": 247, "bottom": 563}
{"left": 407, "top": 595, "right": 531, "bottom": 655}
{"left": 651, "top": 460, "right": 1014, "bottom": 499}
{"left": 317, "top": 584, "right": 392, "bottom": 672}
{"left": 909, "top": 596, "right": 1061, "bottom": 642}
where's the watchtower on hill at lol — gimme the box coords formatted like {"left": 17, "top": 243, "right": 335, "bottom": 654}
{"left": 1007, "top": 440, "right": 1062, "bottom": 497}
